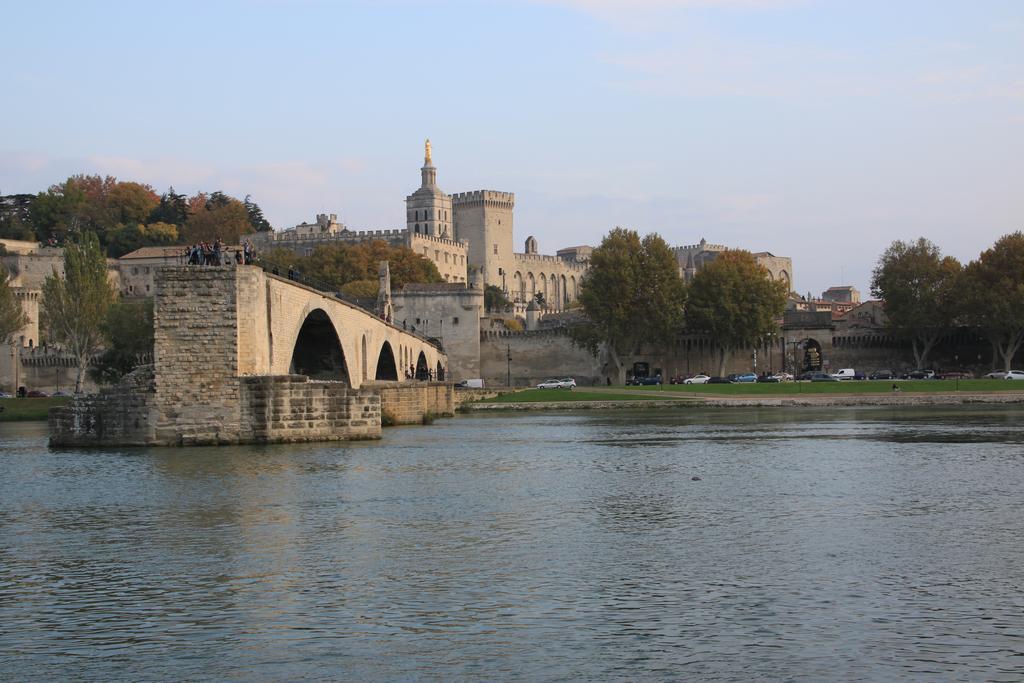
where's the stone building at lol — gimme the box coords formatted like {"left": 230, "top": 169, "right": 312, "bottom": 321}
{"left": 118, "top": 246, "right": 188, "bottom": 297}
{"left": 391, "top": 282, "right": 484, "bottom": 381}
{"left": 1, "top": 239, "right": 64, "bottom": 289}
{"left": 674, "top": 238, "right": 793, "bottom": 290}
{"left": 251, "top": 141, "right": 588, "bottom": 307}
{"left": 822, "top": 285, "right": 860, "bottom": 304}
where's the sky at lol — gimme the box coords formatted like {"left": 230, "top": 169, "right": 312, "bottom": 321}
{"left": 2, "top": 0, "right": 1022, "bottom": 297}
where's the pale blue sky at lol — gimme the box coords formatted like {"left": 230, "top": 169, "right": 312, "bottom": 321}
{"left": 3, "top": 0, "right": 1022, "bottom": 296}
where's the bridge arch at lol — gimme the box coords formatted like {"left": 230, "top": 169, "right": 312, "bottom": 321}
{"left": 289, "top": 308, "right": 350, "bottom": 383}
{"left": 415, "top": 351, "right": 429, "bottom": 381}
{"left": 376, "top": 341, "right": 399, "bottom": 381}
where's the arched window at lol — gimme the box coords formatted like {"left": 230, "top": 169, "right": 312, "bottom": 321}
{"left": 415, "top": 224, "right": 420, "bottom": 233}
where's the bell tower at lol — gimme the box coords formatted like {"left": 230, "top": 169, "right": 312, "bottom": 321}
{"left": 405, "top": 139, "right": 452, "bottom": 238}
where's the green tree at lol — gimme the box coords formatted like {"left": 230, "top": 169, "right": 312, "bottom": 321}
{"left": 0, "top": 266, "right": 28, "bottom": 344}
{"left": 89, "top": 298, "right": 154, "bottom": 384}
{"left": 685, "top": 250, "right": 787, "bottom": 376}
{"left": 484, "top": 284, "right": 511, "bottom": 312}
{"left": 106, "top": 222, "right": 179, "bottom": 257}
{"left": 870, "top": 238, "right": 961, "bottom": 369}
{"left": 149, "top": 186, "right": 190, "bottom": 226}
{"left": 244, "top": 194, "right": 272, "bottom": 232}
{"left": 0, "top": 193, "right": 37, "bottom": 241}
{"left": 340, "top": 279, "right": 380, "bottom": 299}
{"left": 41, "top": 232, "right": 116, "bottom": 393}
{"left": 571, "top": 228, "right": 686, "bottom": 382}
{"left": 960, "top": 232, "right": 1024, "bottom": 371}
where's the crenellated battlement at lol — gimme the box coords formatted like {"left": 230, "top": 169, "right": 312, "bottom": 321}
{"left": 409, "top": 232, "right": 468, "bottom": 248}
{"left": 450, "top": 190, "right": 515, "bottom": 208}
{"left": 513, "top": 252, "right": 588, "bottom": 269}
{"left": 673, "top": 242, "right": 729, "bottom": 253}
{"left": 260, "top": 228, "right": 408, "bottom": 242}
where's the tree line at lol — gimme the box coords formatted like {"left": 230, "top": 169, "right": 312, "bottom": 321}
{"left": 571, "top": 227, "right": 789, "bottom": 378}
{"left": 259, "top": 241, "right": 443, "bottom": 298}
{"left": 0, "top": 174, "right": 272, "bottom": 257}
{"left": 871, "top": 232, "right": 1024, "bottom": 371}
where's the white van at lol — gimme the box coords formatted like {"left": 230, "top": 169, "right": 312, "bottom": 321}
{"left": 456, "top": 379, "right": 485, "bottom": 389}
{"left": 831, "top": 368, "right": 857, "bottom": 380}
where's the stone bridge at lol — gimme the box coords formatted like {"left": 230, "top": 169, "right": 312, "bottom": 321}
{"left": 228, "top": 266, "right": 447, "bottom": 386}
{"left": 51, "top": 266, "right": 452, "bottom": 446}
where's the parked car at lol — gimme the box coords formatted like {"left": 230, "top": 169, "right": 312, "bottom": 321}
{"left": 26, "top": 390, "right": 49, "bottom": 397}
{"left": 869, "top": 369, "right": 895, "bottom": 380}
{"left": 456, "top": 379, "right": 485, "bottom": 389}
{"left": 559, "top": 377, "right": 577, "bottom": 388}
{"left": 734, "top": 373, "right": 758, "bottom": 383}
{"left": 1004, "top": 370, "right": 1024, "bottom": 380}
{"left": 807, "top": 372, "right": 838, "bottom": 382}
{"left": 984, "top": 371, "right": 1008, "bottom": 379}
{"left": 0, "top": 391, "right": 11, "bottom": 398}
{"left": 51, "top": 390, "right": 71, "bottom": 397}
{"left": 537, "top": 378, "right": 568, "bottom": 389}
{"left": 684, "top": 374, "right": 711, "bottom": 385}
{"left": 770, "top": 372, "right": 794, "bottom": 382}
{"left": 902, "top": 369, "right": 936, "bottom": 380}
{"left": 831, "top": 368, "right": 857, "bottom": 380}
{"left": 707, "top": 376, "right": 733, "bottom": 384}
{"left": 937, "top": 371, "right": 972, "bottom": 380}
{"left": 636, "top": 375, "right": 662, "bottom": 386}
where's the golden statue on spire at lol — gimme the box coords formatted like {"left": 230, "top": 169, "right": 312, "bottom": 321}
{"left": 425, "top": 138, "right": 432, "bottom": 165}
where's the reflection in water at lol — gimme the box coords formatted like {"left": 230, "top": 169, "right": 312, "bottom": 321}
{"left": 1, "top": 406, "right": 1023, "bottom": 681}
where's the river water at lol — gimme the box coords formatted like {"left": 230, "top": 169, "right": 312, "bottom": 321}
{"left": 1, "top": 406, "right": 1023, "bottom": 681}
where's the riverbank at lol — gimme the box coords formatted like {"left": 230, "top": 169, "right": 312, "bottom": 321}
{"left": 0, "top": 398, "right": 70, "bottom": 422}
{"left": 461, "top": 387, "right": 1024, "bottom": 411}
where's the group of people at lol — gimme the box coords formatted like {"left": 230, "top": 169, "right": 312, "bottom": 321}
{"left": 185, "top": 239, "right": 256, "bottom": 266}
{"left": 404, "top": 365, "right": 446, "bottom": 381}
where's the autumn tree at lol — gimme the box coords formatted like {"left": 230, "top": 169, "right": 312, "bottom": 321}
{"left": 180, "top": 192, "right": 253, "bottom": 245}
{"left": 870, "top": 237, "right": 961, "bottom": 369}
{"left": 571, "top": 228, "right": 686, "bottom": 382}
{"left": 0, "top": 266, "right": 28, "bottom": 344}
{"left": 960, "top": 232, "right": 1024, "bottom": 372}
{"left": 41, "top": 232, "right": 116, "bottom": 393}
{"left": 685, "top": 250, "right": 787, "bottom": 377}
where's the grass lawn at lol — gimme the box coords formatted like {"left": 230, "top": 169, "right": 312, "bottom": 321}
{"left": 614, "top": 379, "right": 1024, "bottom": 395}
{"left": 481, "top": 389, "right": 684, "bottom": 403}
{"left": 0, "top": 397, "right": 71, "bottom": 421}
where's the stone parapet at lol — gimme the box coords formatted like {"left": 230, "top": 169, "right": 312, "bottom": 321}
{"left": 513, "top": 252, "right": 588, "bottom": 269}
{"left": 450, "top": 190, "right": 515, "bottom": 208}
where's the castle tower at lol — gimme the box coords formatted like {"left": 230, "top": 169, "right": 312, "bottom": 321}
{"left": 405, "top": 139, "right": 453, "bottom": 238}
{"left": 451, "top": 189, "right": 515, "bottom": 293}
